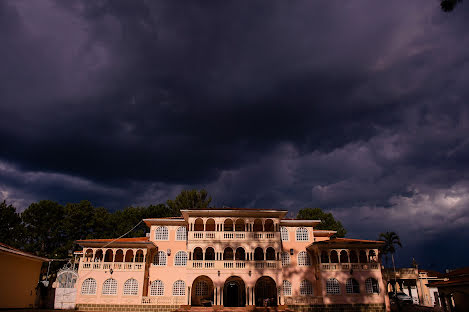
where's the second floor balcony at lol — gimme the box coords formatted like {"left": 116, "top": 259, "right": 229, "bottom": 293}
{"left": 189, "top": 231, "right": 278, "bottom": 241}
{"left": 80, "top": 261, "right": 145, "bottom": 271}
{"left": 188, "top": 260, "right": 280, "bottom": 270}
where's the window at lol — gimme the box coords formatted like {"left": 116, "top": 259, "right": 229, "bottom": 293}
{"left": 155, "top": 226, "right": 169, "bottom": 240}
{"left": 153, "top": 251, "right": 167, "bottom": 266}
{"left": 173, "top": 280, "right": 186, "bottom": 296}
{"left": 281, "top": 227, "right": 289, "bottom": 241}
{"left": 326, "top": 278, "right": 340, "bottom": 294}
{"left": 298, "top": 251, "right": 311, "bottom": 266}
{"left": 81, "top": 278, "right": 96, "bottom": 295}
{"left": 281, "top": 252, "right": 290, "bottom": 266}
{"left": 176, "top": 226, "right": 187, "bottom": 241}
{"left": 283, "top": 280, "right": 292, "bottom": 296}
{"left": 195, "top": 281, "right": 208, "bottom": 296}
{"left": 102, "top": 278, "right": 118, "bottom": 295}
{"left": 123, "top": 279, "right": 138, "bottom": 295}
{"left": 296, "top": 227, "right": 309, "bottom": 241}
{"left": 150, "top": 280, "right": 164, "bottom": 296}
{"left": 266, "top": 247, "right": 276, "bottom": 260}
{"left": 346, "top": 278, "right": 360, "bottom": 294}
{"left": 174, "top": 251, "right": 188, "bottom": 266}
{"left": 365, "top": 278, "right": 380, "bottom": 294}
{"left": 300, "top": 280, "right": 313, "bottom": 295}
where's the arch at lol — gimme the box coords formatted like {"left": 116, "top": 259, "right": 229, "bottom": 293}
{"left": 135, "top": 250, "right": 144, "bottom": 262}
{"left": 150, "top": 280, "right": 164, "bottom": 296}
{"left": 206, "top": 218, "right": 215, "bottom": 231}
{"left": 359, "top": 250, "right": 368, "bottom": 263}
{"left": 330, "top": 250, "right": 339, "bottom": 263}
{"left": 175, "top": 251, "right": 188, "bottom": 266}
{"left": 81, "top": 278, "right": 96, "bottom": 295}
{"left": 191, "top": 275, "right": 214, "bottom": 306}
{"left": 300, "top": 280, "right": 313, "bottom": 295}
{"left": 193, "top": 247, "right": 204, "bottom": 260}
{"left": 56, "top": 270, "right": 78, "bottom": 288}
{"left": 115, "top": 249, "right": 124, "bottom": 262}
{"left": 282, "top": 280, "right": 292, "bottom": 296}
{"left": 224, "top": 276, "right": 246, "bottom": 307}
{"left": 102, "top": 278, "right": 117, "bottom": 295}
{"left": 235, "top": 219, "right": 245, "bottom": 231}
{"left": 254, "top": 247, "right": 264, "bottom": 261}
{"left": 365, "top": 278, "right": 380, "bottom": 294}
{"left": 223, "top": 247, "right": 234, "bottom": 260}
{"left": 346, "top": 278, "right": 360, "bottom": 294}
{"left": 194, "top": 218, "right": 204, "bottom": 231}
{"left": 349, "top": 250, "right": 358, "bottom": 263}
{"left": 224, "top": 219, "right": 234, "bottom": 231}
{"left": 281, "top": 252, "right": 290, "bottom": 266}
{"left": 176, "top": 226, "right": 187, "bottom": 241}
{"left": 280, "top": 227, "right": 289, "bottom": 241}
{"left": 172, "top": 280, "right": 186, "bottom": 296}
{"left": 264, "top": 219, "right": 274, "bottom": 232}
{"left": 125, "top": 250, "right": 134, "bottom": 262}
{"left": 94, "top": 249, "right": 103, "bottom": 261}
{"left": 155, "top": 226, "right": 169, "bottom": 240}
{"left": 205, "top": 247, "right": 215, "bottom": 260}
{"left": 84, "top": 249, "right": 93, "bottom": 262}
{"left": 266, "top": 247, "right": 276, "bottom": 260}
{"left": 298, "top": 251, "right": 311, "bottom": 266}
{"left": 369, "top": 250, "right": 377, "bottom": 262}
{"left": 255, "top": 276, "right": 277, "bottom": 306}
{"left": 326, "top": 278, "right": 340, "bottom": 294}
{"left": 153, "top": 251, "right": 167, "bottom": 266}
{"left": 123, "top": 278, "right": 138, "bottom": 295}
{"left": 296, "top": 227, "right": 309, "bottom": 241}
{"left": 253, "top": 219, "right": 263, "bottom": 232}
{"left": 104, "top": 249, "right": 113, "bottom": 262}
{"left": 340, "top": 250, "right": 349, "bottom": 263}
{"left": 321, "top": 250, "right": 329, "bottom": 263}
{"left": 235, "top": 247, "right": 246, "bottom": 260}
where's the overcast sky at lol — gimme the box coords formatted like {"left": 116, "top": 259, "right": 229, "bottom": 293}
{"left": 1, "top": 0, "right": 469, "bottom": 270}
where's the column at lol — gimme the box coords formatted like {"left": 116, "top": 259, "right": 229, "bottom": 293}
{"left": 220, "top": 287, "right": 223, "bottom": 306}
{"left": 188, "top": 286, "right": 191, "bottom": 305}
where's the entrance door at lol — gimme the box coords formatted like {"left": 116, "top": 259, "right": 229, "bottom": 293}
{"left": 223, "top": 276, "right": 245, "bottom": 307}
{"left": 255, "top": 277, "right": 277, "bottom": 307}
{"left": 226, "top": 282, "right": 239, "bottom": 307}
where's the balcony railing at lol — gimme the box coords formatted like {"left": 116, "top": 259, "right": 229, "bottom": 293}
{"left": 189, "top": 231, "right": 279, "bottom": 241}
{"left": 188, "top": 260, "right": 279, "bottom": 270}
{"left": 80, "top": 261, "right": 144, "bottom": 271}
{"left": 320, "top": 263, "right": 380, "bottom": 271}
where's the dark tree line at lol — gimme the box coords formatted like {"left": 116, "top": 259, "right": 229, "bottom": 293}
{"left": 0, "top": 189, "right": 347, "bottom": 259}
{"left": 0, "top": 189, "right": 211, "bottom": 259}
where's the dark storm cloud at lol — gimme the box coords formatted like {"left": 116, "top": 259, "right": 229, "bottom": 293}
{"left": 1, "top": 0, "right": 469, "bottom": 269}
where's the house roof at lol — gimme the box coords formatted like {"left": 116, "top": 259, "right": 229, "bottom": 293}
{"left": 307, "top": 237, "right": 385, "bottom": 249}
{"left": 76, "top": 237, "right": 156, "bottom": 248}
{"left": 0, "top": 242, "right": 49, "bottom": 262}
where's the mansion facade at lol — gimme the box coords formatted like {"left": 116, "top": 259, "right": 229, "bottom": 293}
{"left": 75, "top": 209, "right": 389, "bottom": 312}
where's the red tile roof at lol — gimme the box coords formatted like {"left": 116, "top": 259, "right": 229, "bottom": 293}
{"left": 76, "top": 237, "right": 149, "bottom": 243}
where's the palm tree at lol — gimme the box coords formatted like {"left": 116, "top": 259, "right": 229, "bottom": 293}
{"left": 378, "top": 231, "right": 402, "bottom": 293}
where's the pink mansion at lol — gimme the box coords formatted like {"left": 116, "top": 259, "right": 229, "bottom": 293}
{"left": 75, "top": 209, "right": 389, "bottom": 312}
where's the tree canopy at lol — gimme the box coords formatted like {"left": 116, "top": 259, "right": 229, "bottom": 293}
{"left": 0, "top": 189, "right": 209, "bottom": 259}
{"left": 296, "top": 207, "right": 347, "bottom": 237}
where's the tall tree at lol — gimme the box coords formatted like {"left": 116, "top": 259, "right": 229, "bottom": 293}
{"left": 297, "top": 208, "right": 346, "bottom": 237}
{"left": 0, "top": 200, "right": 24, "bottom": 247}
{"left": 21, "top": 200, "right": 65, "bottom": 258}
{"left": 166, "top": 189, "right": 212, "bottom": 215}
{"left": 441, "top": 0, "right": 462, "bottom": 12}
{"left": 378, "top": 231, "right": 402, "bottom": 272}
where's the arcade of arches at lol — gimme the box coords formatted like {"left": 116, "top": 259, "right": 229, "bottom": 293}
{"left": 190, "top": 275, "right": 278, "bottom": 307}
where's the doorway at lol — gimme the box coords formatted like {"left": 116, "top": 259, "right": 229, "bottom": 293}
{"left": 223, "top": 276, "right": 245, "bottom": 307}
{"left": 255, "top": 276, "right": 277, "bottom": 307}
